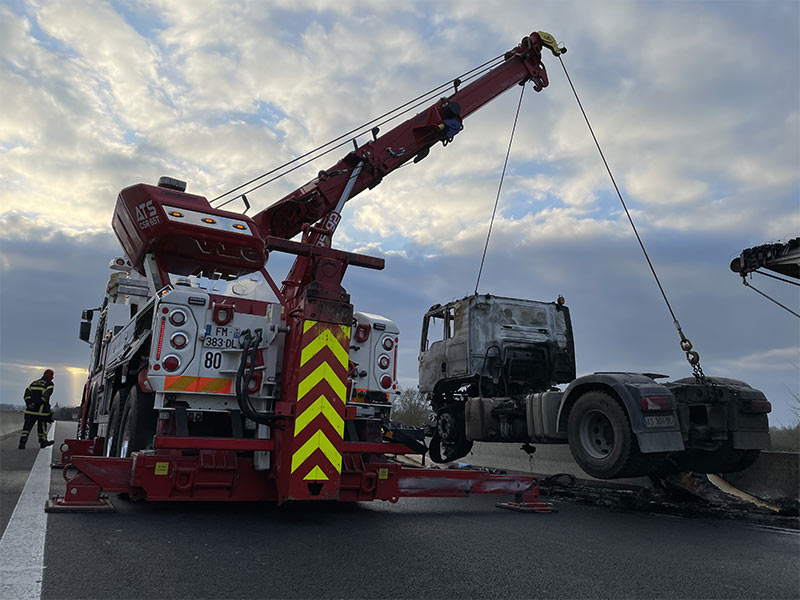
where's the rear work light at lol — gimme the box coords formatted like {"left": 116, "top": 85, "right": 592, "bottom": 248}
{"left": 171, "top": 332, "right": 188, "bottom": 349}
{"left": 640, "top": 396, "right": 673, "bottom": 411}
{"left": 378, "top": 355, "right": 390, "bottom": 370}
{"left": 163, "top": 355, "right": 180, "bottom": 371}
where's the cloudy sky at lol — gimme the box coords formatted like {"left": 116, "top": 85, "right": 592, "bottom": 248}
{"left": 1, "top": 0, "right": 798, "bottom": 426}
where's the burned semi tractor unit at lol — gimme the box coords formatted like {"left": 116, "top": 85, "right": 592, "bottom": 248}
{"left": 420, "top": 294, "right": 771, "bottom": 479}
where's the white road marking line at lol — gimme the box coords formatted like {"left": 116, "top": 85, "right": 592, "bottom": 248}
{"left": 0, "top": 424, "right": 55, "bottom": 600}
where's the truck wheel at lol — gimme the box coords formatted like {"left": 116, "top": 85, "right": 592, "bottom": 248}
{"left": 105, "top": 390, "right": 125, "bottom": 457}
{"left": 429, "top": 405, "right": 473, "bottom": 464}
{"left": 117, "top": 387, "right": 156, "bottom": 458}
{"left": 567, "top": 391, "right": 643, "bottom": 479}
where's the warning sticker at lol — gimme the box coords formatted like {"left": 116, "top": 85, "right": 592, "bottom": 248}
{"left": 154, "top": 462, "right": 169, "bottom": 476}
{"left": 378, "top": 467, "right": 389, "bottom": 480}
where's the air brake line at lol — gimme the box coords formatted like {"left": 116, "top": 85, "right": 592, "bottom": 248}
{"left": 557, "top": 55, "right": 710, "bottom": 381}
{"left": 212, "top": 53, "right": 508, "bottom": 206}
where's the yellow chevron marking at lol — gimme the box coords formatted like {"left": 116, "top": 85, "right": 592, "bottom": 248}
{"left": 303, "top": 465, "right": 329, "bottom": 481}
{"left": 291, "top": 431, "right": 342, "bottom": 473}
{"left": 294, "top": 395, "right": 344, "bottom": 437}
{"left": 340, "top": 324, "right": 351, "bottom": 339}
{"left": 300, "top": 328, "right": 348, "bottom": 368}
{"left": 303, "top": 320, "right": 317, "bottom": 333}
{"left": 297, "top": 362, "right": 346, "bottom": 403}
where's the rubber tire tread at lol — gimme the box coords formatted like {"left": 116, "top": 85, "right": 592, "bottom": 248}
{"left": 567, "top": 391, "right": 647, "bottom": 479}
{"left": 105, "top": 389, "right": 126, "bottom": 457}
{"left": 117, "top": 387, "right": 156, "bottom": 457}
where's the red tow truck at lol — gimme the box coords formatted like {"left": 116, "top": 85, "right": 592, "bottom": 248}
{"left": 49, "top": 31, "right": 566, "bottom": 512}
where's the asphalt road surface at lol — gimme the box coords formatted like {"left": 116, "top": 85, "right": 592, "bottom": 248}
{"left": 2, "top": 423, "right": 799, "bottom": 599}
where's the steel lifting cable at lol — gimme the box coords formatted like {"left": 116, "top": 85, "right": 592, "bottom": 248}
{"left": 474, "top": 85, "right": 526, "bottom": 294}
{"left": 212, "top": 53, "right": 508, "bottom": 206}
{"left": 742, "top": 274, "right": 800, "bottom": 318}
{"left": 217, "top": 57, "right": 507, "bottom": 206}
{"left": 557, "top": 55, "right": 709, "bottom": 381}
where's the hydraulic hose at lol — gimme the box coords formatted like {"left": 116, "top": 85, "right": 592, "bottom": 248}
{"left": 236, "top": 329, "right": 280, "bottom": 426}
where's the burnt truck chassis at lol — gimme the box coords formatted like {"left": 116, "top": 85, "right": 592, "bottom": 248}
{"left": 419, "top": 294, "right": 771, "bottom": 479}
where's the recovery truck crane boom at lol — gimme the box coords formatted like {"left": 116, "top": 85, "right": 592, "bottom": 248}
{"left": 51, "top": 31, "right": 564, "bottom": 511}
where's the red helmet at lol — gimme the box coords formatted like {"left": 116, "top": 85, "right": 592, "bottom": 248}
{"left": 43, "top": 369, "right": 54, "bottom": 380}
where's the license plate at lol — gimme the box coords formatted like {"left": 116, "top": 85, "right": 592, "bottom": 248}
{"left": 644, "top": 415, "right": 675, "bottom": 428}
{"left": 204, "top": 326, "right": 240, "bottom": 348}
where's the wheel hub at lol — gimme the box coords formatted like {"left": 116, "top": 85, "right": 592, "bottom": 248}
{"left": 579, "top": 409, "right": 615, "bottom": 460}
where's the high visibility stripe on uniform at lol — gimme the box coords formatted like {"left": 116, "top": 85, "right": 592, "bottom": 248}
{"left": 289, "top": 321, "right": 351, "bottom": 480}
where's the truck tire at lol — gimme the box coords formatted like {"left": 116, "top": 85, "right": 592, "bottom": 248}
{"left": 567, "top": 391, "right": 644, "bottom": 479}
{"left": 429, "top": 404, "right": 473, "bottom": 464}
{"left": 105, "top": 390, "right": 125, "bottom": 457}
{"left": 117, "top": 387, "right": 156, "bottom": 458}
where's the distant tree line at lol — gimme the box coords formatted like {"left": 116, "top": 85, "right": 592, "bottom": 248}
{"left": 0, "top": 402, "right": 79, "bottom": 421}
{"left": 51, "top": 403, "right": 80, "bottom": 422}
{"left": 390, "top": 388, "right": 432, "bottom": 427}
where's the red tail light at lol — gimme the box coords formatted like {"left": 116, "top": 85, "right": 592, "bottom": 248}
{"left": 156, "top": 317, "right": 166, "bottom": 360}
{"left": 169, "top": 310, "right": 186, "bottom": 326}
{"left": 743, "top": 400, "right": 771, "bottom": 414}
{"left": 382, "top": 338, "right": 394, "bottom": 351}
{"left": 163, "top": 355, "right": 180, "bottom": 371}
{"left": 640, "top": 396, "right": 673, "bottom": 411}
{"left": 380, "top": 375, "right": 392, "bottom": 389}
{"left": 378, "top": 356, "right": 390, "bottom": 369}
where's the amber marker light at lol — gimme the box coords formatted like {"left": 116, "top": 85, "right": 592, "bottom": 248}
{"left": 202, "top": 218, "right": 216, "bottom": 224}
{"left": 170, "top": 211, "right": 183, "bottom": 218}
{"left": 232, "top": 223, "right": 246, "bottom": 230}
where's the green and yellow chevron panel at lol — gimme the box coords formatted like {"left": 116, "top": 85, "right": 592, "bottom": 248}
{"left": 287, "top": 319, "right": 351, "bottom": 499}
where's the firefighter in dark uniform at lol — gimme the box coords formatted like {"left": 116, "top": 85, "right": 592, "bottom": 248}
{"left": 19, "top": 369, "right": 56, "bottom": 449}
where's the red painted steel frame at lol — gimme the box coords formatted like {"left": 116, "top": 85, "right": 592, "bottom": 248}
{"left": 46, "top": 440, "right": 552, "bottom": 513}
{"left": 51, "top": 437, "right": 105, "bottom": 469}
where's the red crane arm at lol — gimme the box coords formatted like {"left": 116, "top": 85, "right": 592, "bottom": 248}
{"left": 251, "top": 31, "right": 561, "bottom": 244}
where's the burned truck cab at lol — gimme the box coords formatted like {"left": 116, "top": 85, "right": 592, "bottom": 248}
{"left": 419, "top": 294, "right": 576, "bottom": 462}
{"left": 419, "top": 294, "right": 576, "bottom": 402}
